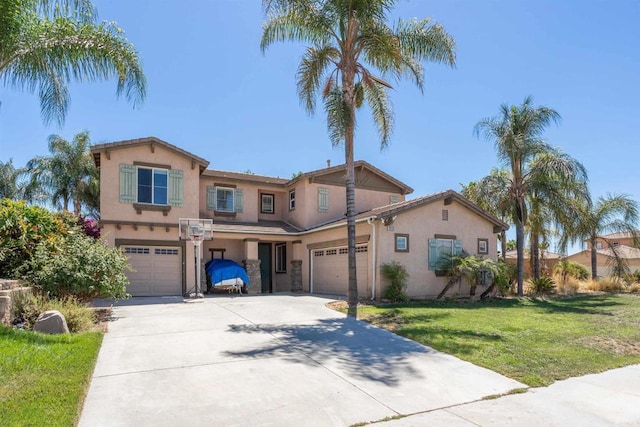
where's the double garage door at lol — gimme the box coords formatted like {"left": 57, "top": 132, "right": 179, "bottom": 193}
{"left": 123, "top": 245, "right": 183, "bottom": 296}
{"left": 312, "top": 245, "right": 369, "bottom": 296}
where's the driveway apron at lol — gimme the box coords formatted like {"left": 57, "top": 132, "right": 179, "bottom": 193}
{"left": 79, "top": 295, "right": 523, "bottom": 426}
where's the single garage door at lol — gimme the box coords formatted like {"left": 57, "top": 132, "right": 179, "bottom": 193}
{"left": 312, "top": 245, "right": 368, "bottom": 296}
{"left": 123, "top": 245, "right": 182, "bottom": 296}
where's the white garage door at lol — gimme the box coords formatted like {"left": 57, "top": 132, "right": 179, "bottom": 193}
{"left": 123, "top": 246, "right": 182, "bottom": 296}
{"left": 312, "top": 245, "right": 368, "bottom": 296}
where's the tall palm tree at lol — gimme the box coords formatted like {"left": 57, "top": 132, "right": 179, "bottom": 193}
{"left": 26, "top": 131, "right": 97, "bottom": 215}
{"left": 261, "top": 0, "right": 456, "bottom": 314}
{"left": 475, "top": 97, "right": 588, "bottom": 296}
{"left": 0, "top": 0, "right": 145, "bottom": 125}
{"left": 562, "top": 194, "right": 639, "bottom": 280}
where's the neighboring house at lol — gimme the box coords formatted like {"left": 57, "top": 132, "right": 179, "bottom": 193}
{"left": 504, "top": 250, "right": 562, "bottom": 277}
{"left": 91, "top": 137, "right": 508, "bottom": 299}
{"left": 567, "top": 231, "right": 640, "bottom": 277}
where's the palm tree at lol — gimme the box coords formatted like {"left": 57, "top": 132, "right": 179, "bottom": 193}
{"left": 26, "top": 131, "right": 97, "bottom": 215}
{"left": 261, "top": 0, "right": 456, "bottom": 315}
{"left": 0, "top": 0, "right": 145, "bottom": 125}
{"left": 461, "top": 168, "right": 512, "bottom": 260}
{"left": 0, "top": 160, "right": 22, "bottom": 200}
{"left": 474, "top": 97, "right": 588, "bottom": 296}
{"left": 562, "top": 194, "right": 639, "bottom": 280}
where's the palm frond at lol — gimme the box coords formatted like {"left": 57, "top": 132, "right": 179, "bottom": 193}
{"left": 296, "top": 45, "right": 339, "bottom": 114}
{"left": 323, "top": 83, "right": 352, "bottom": 147}
{"left": 362, "top": 71, "right": 393, "bottom": 148}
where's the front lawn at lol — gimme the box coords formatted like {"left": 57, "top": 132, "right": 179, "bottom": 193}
{"left": 356, "top": 294, "right": 640, "bottom": 386}
{"left": 0, "top": 326, "right": 102, "bottom": 426}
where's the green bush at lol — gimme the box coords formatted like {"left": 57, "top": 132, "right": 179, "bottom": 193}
{"left": 529, "top": 276, "right": 556, "bottom": 294}
{"left": 381, "top": 261, "right": 409, "bottom": 302}
{"left": 21, "top": 231, "right": 131, "bottom": 300}
{"left": 12, "top": 292, "right": 95, "bottom": 333}
{"left": 554, "top": 260, "right": 589, "bottom": 281}
{"left": 0, "top": 199, "right": 66, "bottom": 277}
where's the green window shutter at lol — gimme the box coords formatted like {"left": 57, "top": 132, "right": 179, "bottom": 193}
{"left": 318, "top": 187, "right": 329, "bottom": 213}
{"left": 119, "top": 164, "right": 136, "bottom": 203}
{"left": 428, "top": 239, "right": 439, "bottom": 270}
{"left": 168, "top": 170, "right": 184, "bottom": 207}
{"left": 454, "top": 240, "right": 463, "bottom": 256}
{"left": 206, "top": 186, "right": 216, "bottom": 211}
{"left": 234, "top": 189, "right": 243, "bottom": 213}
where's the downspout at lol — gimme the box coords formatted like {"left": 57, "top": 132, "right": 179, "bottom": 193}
{"left": 367, "top": 217, "right": 377, "bottom": 300}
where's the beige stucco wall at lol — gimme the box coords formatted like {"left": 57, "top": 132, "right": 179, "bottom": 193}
{"left": 98, "top": 144, "right": 201, "bottom": 223}
{"left": 567, "top": 250, "right": 640, "bottom": 277}
{"left": 372, "top": 199, "right": 499, "bottom": 299}
{"left": 287, "top": 181, "right": 404, "bottom": 230}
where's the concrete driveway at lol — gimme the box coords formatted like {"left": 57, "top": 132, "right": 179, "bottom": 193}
{"left": 80, "top": 294, "right": 524, "bottom": 426}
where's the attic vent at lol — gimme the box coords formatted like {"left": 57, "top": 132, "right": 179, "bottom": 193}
{"left": 442, "top": 209, "right": 449, "bottom": 221}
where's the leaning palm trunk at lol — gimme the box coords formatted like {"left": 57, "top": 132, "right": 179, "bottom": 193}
{"left": 501, "top": 229, "right": 507, "bottom": 261}
{"left": 530, "top": 232, "right": 540, "bottom": 279}
{"left": 437, "top": 276, "right": 460, "bottom": 299}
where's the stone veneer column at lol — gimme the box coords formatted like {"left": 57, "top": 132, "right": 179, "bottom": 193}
{"left": 290, "top": 240, "right": 303, "bottom": 292}
{"left": 243, "top": 238, "right": 261, "bottom": 294}
{"left": 243, "top": 259, "right": 261, "bottom": 293}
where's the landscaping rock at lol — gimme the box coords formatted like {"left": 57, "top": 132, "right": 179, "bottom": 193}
{"left": 34, "top": 310, "right": 70, "bottom": 334}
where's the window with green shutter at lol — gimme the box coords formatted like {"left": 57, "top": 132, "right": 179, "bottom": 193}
{"left": 119, "top": 164, "right": 136, "bottom": 203}
{"left": 318, "top": 187, "right": 329, "bottom": 212}
{"left": 168, "top": 170, "right": 183, "bottom": 207}
{"left": 428, "top": 238, "right": 463, "bottom": 270}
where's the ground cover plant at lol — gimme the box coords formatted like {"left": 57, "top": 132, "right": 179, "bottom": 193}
{"left": 0, "top": 326, "right": 103, "bottom": 426}
{"left": 355, "top": 294, "right": 640, "bottom": 386}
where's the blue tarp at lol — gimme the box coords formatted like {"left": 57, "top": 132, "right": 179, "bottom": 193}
{"left": 205, "top": 259, "right": 250, "bottom": 286}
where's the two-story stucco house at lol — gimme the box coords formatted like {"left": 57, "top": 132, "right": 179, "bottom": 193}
{"left": 91, "top": 137, "right": 508, "bottom": 299}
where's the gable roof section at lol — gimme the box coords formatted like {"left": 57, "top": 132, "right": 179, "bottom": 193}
{"left": 570, "top": 245, "right": 640, "bottom": 260}
{"left": 288, "top": 160, "right": 413, "bottom": 195}
{"left": 203, "top": 169, "right": 288, "bottom": 187}
{"left": 91, "top": 137, "right": 210, "bottom": 172}
{"left": 358, "top": 189, "right": 509, "bottom": 232}
{"left": 596, "top": 231, "right": 639, "bottom": 240}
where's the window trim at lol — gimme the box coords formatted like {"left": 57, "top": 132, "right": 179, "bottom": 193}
{"left": 429, "top": 237, "right": 462, "bottom": 273}
{"left": 289, "top": 189, "right": 296, "bottom": 210}
{"left": 395, "top": 233, "right": 410, "bottom": 252}
{"left": 136, "top": 166, "right": 168, "bottom": 206}
{"left": 261, "top": 193, "right": 275, "bottom": 214}
{"left": 275, "top": 243, "right": 287, "bottom": 273}
{"left": 215, "top": 186, "right": 235, "bottom": 213}
{"left": 477, "top": 238, "right": 489, "bottom": 255}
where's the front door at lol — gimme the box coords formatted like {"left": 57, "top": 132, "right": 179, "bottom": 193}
{"left": 258, "top": 243, "right": 272, "bottom": 293}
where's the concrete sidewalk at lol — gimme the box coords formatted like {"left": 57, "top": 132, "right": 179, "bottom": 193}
{"left": 377, "top": 364, "right": 640, "bottom": 426}
{"left": 80, "top": 294, "right": 523, "bottom": 426}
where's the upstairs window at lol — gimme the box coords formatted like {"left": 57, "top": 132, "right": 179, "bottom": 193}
{"left": 216, "top": 187, "right": 235, "bottom": 212}
{"left": 137, "top": 167, "right": 168, "bottom": 205}
{"left": 261, "top": 193, "right": 274, "bottom": 214}
{"left": 289, "top": 189, "right": 296, "bottom": 210}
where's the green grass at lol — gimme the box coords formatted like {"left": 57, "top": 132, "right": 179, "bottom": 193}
{"left": 356, "top": 294, "right": 640, "bottom": 387}
{"left": 0, "top": 326, "right": 103, "bottom": 426}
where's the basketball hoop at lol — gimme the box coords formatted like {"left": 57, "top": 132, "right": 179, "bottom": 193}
{"left": 178, "top": 218, "right": 213, "bottom": 298}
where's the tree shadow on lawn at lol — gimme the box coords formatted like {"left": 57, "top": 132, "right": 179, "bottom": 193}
{"left": 223, "top": 317, "right": 436, "bottom": 386}
{"left": 403, "top": 295, "right": 623, "bottom": 316}
{"left": 398, "top": 325, "right": 504, "bottom": 356}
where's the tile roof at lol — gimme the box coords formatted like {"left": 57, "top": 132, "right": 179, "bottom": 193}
{"left": 212, "top": 220, "right": 301, "bottom": 235}
{"left": 202, "top": 169, "right": 288, "bottom": 186}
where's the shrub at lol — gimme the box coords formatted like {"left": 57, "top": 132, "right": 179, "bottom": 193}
{"left": 381, "top": 261, "right": 409, "bottom": 302}
{"left": 0, "top": 199, "right": 66, "bottom": 277}
{"left": 12, "top": 292, "right": 95, "bottom": 332}
{"left": 554, "top": 275, "right": 580, "bottom": 295}
{"left": 554, "top": 260, "right": 589, "bottom": 281}
{"left": 585, "top": 277, "right": 623, "bottom": 292}
{"left": 529, "top": 277, "right": 555, "bottom": 294}
{"left": 21, "top": 231, "right": 131, "bottom": 301}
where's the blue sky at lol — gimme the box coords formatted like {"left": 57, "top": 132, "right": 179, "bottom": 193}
{"left": 1, "top": 0, "right": 639, "bottom": 246}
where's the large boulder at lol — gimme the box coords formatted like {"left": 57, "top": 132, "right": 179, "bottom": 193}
{"left": 34, "top": 310, "right": 70, "bottom": 334}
